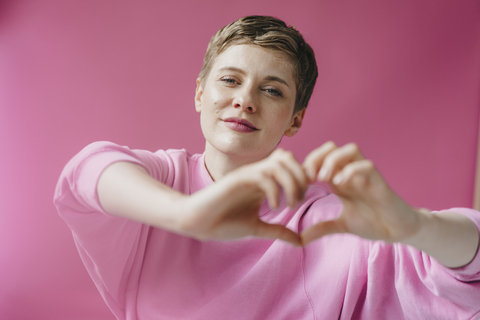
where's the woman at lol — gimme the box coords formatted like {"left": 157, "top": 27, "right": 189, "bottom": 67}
{"left": 55, "top": 15, "right": 480, "bottom": 319}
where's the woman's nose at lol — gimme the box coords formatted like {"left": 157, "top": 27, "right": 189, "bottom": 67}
{"left": 233, "top": 87, "right": 257, "bottom": 113}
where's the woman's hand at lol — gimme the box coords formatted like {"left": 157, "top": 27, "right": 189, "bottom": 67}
{"left": 301, "top": 142, "right": 424, "bottom": 245}
{"left": 301, "top": 141, "right": 479, "bottom": 268}
{"left": 181, "top": 149, "right": 308, "bottom": 246}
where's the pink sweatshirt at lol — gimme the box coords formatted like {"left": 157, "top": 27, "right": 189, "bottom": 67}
{"left": 54, "top": 141, "right": 480, "bottom": 320}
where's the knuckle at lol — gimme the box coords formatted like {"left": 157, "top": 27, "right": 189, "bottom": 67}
{"left": 271, "top": 148, "right": 287, "bottom": 160}
{"left": 260, "top": 169, "right": 272, "bottom": 179}
{"left": 353, "top": 174, "right": 369, "bottom": 189}
{"left": 363, "top": 159, "right": 374, "bottom": 170}
{"left": 303, "top": 152, "right": 317, "bottom": 164}
{"left": 270, "top": 161, "right": 283, "bottom": 170}
{"left": 342, "top": 165, "right": 354, "bottom": 177}
{"left": 282, "top": 150, "right": 295, "bottom": 161}
{"left": 345, "top": 142, "right": 359, "bottom": 152}
{"left": 322, "top": 154, "right": 334, "bottom": 166}
{"left": 325, "top": 141, "right": 337, "bottom": 148}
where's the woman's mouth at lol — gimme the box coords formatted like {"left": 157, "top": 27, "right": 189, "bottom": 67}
{"left": 223, "top": 117, "right": 259, "bottom": 133}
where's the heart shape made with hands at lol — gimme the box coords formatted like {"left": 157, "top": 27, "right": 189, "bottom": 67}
{"left": 216, "top": 142, "right": 422, "bottom": 247}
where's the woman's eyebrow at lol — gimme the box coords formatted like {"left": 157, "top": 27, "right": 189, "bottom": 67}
{"left": 218, "top": 66, "right": 290, "bottom": 88}
{"left": 264, "top": 75, "right": 290, "bottom": 88}
{"left": 219, "top": 66, "right": 245, "bottom": 74}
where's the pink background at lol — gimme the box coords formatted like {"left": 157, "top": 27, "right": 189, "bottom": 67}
{"left": 1, "top": 1, "right": 479, "bottom": 319}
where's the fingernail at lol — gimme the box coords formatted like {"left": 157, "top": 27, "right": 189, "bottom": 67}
{"left": 333, "top": 174, "right": 343, "bottom": 185}
{"left": 319, "top": 167, "right": 330, "bottom": 180}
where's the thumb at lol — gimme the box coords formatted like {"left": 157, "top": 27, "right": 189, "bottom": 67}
{"left": 253, "top": 220, "right": 302, "bottom": 247}
{"left": 301, "top": 219, "right": 345, "bottom": 246}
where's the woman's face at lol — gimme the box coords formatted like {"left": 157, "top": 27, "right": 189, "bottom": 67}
{"left": 195, "top": 44, "right": 305, "bottom": 163}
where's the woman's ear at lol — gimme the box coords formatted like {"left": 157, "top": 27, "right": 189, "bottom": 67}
{"left": 195, "top": 78, "right": 203, "bottom": 113}
{"left": 284, "top": 108, "right": 306, "bottom": 137}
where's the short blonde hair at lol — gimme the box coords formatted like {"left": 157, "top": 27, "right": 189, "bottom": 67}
{"left": 198, "top": 15, "right": 318, "bottom": 114}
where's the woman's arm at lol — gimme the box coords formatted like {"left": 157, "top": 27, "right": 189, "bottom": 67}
{"left": 97, "top": 161, "right": 188, "bottom": 233}
{"left": 402, "top": 209, "right": 479, "bottom": 268}
{"left": 97, "top": 149, "right": 308, "bottom": 246}
{"left": 302, "top": 142, "right": 480, "bottom": 268}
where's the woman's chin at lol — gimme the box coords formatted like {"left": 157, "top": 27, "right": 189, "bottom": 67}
{"left": 206, "top": 141, "right": 271, "bottom": 161}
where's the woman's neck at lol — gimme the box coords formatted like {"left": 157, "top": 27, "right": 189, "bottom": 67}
{"left": 203, "top": 143, "right": 267, "bottom": 181}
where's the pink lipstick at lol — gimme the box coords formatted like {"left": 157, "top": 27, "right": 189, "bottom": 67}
{"left": 223, "top": 117, "right": 258, "bottom": 133}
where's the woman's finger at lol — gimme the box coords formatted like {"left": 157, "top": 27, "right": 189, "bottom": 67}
{"left": 301, "top": 219, "right": 346, "bottom": 246}
{"left": 276, "top": 150, "right": 309, "bottom": 197}
{"left": 253, "top": 220, "right": 302, "bottom": 247}
{"left": 265, "top": 149, "right": 308, "bottom": 207}
{"left": 302, "top": 141, "right": 338, "bottom": 182}
{"left": 318, "top": 143, "right": 364, "bottom": 182}
{"left": 269, "top": 162, "right": 303, "bottom": 208}
{"left": 257, "top": 176, "right": 280, "bottom": 209}
{"left": 332, "top": 159, "right": 377, "bottom": 193}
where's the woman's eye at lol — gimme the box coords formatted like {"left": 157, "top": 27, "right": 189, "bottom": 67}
{"left": 220, "top": 77, "right": 238, "bottom": 84}
{"left": 265, "top": 88, "right": 283, "bottom": 97}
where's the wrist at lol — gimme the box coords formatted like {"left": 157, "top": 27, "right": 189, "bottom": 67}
{"left": 171, "top": 193, "right": 202, "bottom": 238}
{"left": 400, "top": 208, "right": 434, "bottom": 248}
{"left": 174, "top": 187, "right": 224, "bottom": 240}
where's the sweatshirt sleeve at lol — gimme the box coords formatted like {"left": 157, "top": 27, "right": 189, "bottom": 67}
{"left": 388, "top": 208, "right": 480, "bottom": 318}
{"left": 53, "top": 141, "right": 174, "bottom": 318}
{"left": 439, "top": 207, "right": 480, "bottom": 281}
